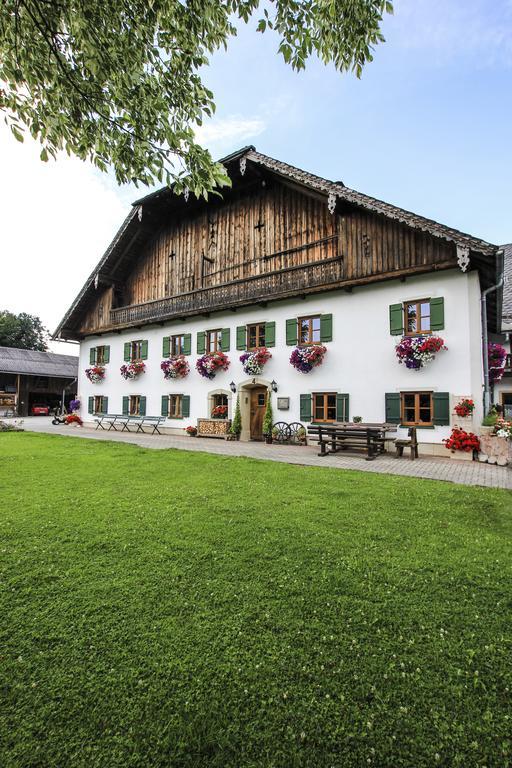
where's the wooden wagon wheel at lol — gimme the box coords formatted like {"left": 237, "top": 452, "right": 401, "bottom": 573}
{"left": 288, "top": 422, "right": 307, "bottom": 445}
{"left": 272, "top": 422, "right": 291, "bottom": 444}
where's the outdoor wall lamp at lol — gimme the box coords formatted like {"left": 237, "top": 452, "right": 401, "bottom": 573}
{"left": 229, "top": 381, "right": 236, "bottom": 393}
{"left": 271, "top": 380, "right": 278, "bottom": 393}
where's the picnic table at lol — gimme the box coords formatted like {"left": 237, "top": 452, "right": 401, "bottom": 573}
{"left": 307, "top": 422, "right": 398, "bottom": 461}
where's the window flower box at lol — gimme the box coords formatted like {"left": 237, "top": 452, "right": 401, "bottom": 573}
{"left": 120, "top": 361, "right": 146, "bottom": 380}
{"left": 161, "top": 355, "right": 190, "bottom": 380}
{"left": 395, "top": 335, "right": 447, "bottom": 370}
{"left": 85, "top": 365, "right": 105, "bottom": 383}
{"left": 289, "top": 344, "right": 327, "bottom": 373}
{"left": 196, "top": 351, "right": 230, "bottom": 379}
{"left": 240, "top": 348, "right": 272, "bottom": 375}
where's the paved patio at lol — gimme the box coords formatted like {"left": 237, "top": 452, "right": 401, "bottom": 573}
{"left": 14, "top": 417, "right": 512, "bottom": 490}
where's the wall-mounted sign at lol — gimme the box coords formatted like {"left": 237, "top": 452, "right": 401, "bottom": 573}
{"left": 277, "top": 397, "right": 290, "bottom": 410}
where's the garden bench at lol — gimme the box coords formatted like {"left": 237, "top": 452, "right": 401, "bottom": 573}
{"left": 95, "top": 413, "right": 123, "bottom": 431}
{"left": 394, "top": 427, "right": 418, "bottom": 460}
{"left": 307, "top": 424, "right": 383, "bottom": 461}
{"left": 115, "top": 415, "right": 166, "bottom": 434}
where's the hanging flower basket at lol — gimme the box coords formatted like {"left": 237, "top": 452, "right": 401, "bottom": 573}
{"left": 120, "top": 361, "right": 146, "bottom": 380}
{"left": 454, "top": 398, "right": 475, "bottom": 418}
{"left": 395, "top": 335, "right": 447, "bottom": 370}
{"left": 443, "top": 428, "right": 480, "bottom": 453}
{"left": 239, "top": 347, "right": 272, "bottom": 375}
{"left": 488, "top": 343, "right": 507, "bottom": 382}
{"left": 161, "top": 355, "right": 190, "bottom": 380}
{"left": 69, "top": 399, "right": 81, "bottom": 413}
{"left": 196, "top": 351, "right": 230, "bottom": 379}
{"left": 289, "top": 345, "right": 327, "bottom": 373}
{"left": 85, "top": 366, "right": 105, "bottom": 383}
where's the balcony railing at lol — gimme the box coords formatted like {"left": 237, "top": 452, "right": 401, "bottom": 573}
{"left": 109, "top": 256, "right": 344, "bottom": 328}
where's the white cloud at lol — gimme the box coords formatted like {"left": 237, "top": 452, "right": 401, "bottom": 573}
{"left": 0, "top": 123, "right": 127, "bottom": 354}
{"left": 194, "top": 115, "right": 266, "bottom": 150}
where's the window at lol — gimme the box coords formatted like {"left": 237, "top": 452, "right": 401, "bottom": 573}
{"left": 96, "top": 345, "right": 106, "bottom": 365}
{"left": 404, "top": 300, "right": 431, "bottom": 336}
{"left": 247, "top": 323, "right": 266, "bottom": 350}
{"left": 313, "top": 393, "right": 337, "bottom": 423}
{"left": 299, "top": 315, "right": 321, "bottom": 345}
{"left": 94, "top": 396, "right": 107, "bottom": 414}
{"left": 206, "top": 329, "right": 222, "bottom": 353}
{"left": 212, "top": 393, "right": 228, "bottom": 410}
{"left": 130, "top": 340, "right": 144, "bottom": 361}
{"left": 401, "top": 392, "right": 433, "bottom": 426}
{"left": 171, "top": 335, "right": 185, "bottom": 356}
{"left": 129, "top": 395, "right": 141, "bottom": 416}
{"left": 168, "top": 394, "right": 183, "bottom": 419}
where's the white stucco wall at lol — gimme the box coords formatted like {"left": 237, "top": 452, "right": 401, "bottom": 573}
{"left": 77, "top": 268, "right": 484, "bottom": 447}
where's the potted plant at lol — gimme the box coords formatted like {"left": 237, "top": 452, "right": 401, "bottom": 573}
{"left": 297, "top": 426, "right": 307, "bottom": 445}
{"left": 185, "top": 425, "right": 197, "bottom": 437}
{"left": 395, "top": 335, "right": 447, "bottom": 370}
{"left": 352, "top": 416, "right": 362, "bottom": 424}
{"left": 120, "top": 361, "right": 146, "bottom": 380}
{"left": 262, "top": 392, "right": 274, "bottom": 444}
{"left": 289, "top": 345, "right": 327, "bottom": 373}
{"left": 85, "top": 366, "right": 105, "bottom": 383}
{"left": 229, "top": 394, "right": 242, "bottom": 440}
{"left": 240, "top": 348, "right": 272, "bottom": 375}
{"left": 443, "top": 428, "right": 480, "bottom": 460}
{"left": 196, "top": 351, "right": 230, "bottom": 379}
{"left": 454, "top": 398, "right": 475, "bottom": 418}
{"left": 161, "top": 355, "right": 190, "bottom": 380}
{"left": 481, "top": 408, "right": 498, "bottom": 435}
{"left": 212, "top": 405, "right": 228, "bottom": 419}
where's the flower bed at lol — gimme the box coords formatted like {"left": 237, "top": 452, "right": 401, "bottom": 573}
{"left": 85, "top": 366, "right": 105, "bottom": 383}
{"left": 196, "top": 351, "right": 230, "bottom": 379}
{"left": 120, "top": 361, "right": 146, "bottom": 380}
{"left": 443, "top": 428, "right": 480, "bottom": 453}
{"left": 454, "top": 398, "right": 475, "bottom": 418}
{"left": 289, "top": 345, "right": 327, "bottom": 374}
{"left": 240, "top": 347, "right": 272, "bottom": 375}
{"left": 395, "top": 335, "right": 447, "bottom": 370}
{"left": 161, "top": 355, "right": 190, "bottom": 380}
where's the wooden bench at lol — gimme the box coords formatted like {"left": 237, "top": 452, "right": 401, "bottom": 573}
{"left": 394, "top": 427, "right": 418, "bottom": 460}
{"left": 307, "top": 424, "right": 383, "bottom": 461}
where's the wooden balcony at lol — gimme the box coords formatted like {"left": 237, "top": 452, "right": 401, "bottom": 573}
{"left": 109, "top": 256, "right": 344, "bottom": 328}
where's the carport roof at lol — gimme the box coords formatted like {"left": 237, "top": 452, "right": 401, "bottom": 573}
{"left": 0, "top": 346, "right": 78, "bottom": 378}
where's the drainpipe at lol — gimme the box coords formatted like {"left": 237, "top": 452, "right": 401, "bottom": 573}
{"left": 481, "top": 250, "right": 504, "bottom": 414}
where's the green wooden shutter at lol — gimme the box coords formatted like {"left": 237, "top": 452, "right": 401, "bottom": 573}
{"left": 389, "top": 304, "right": 404, "bottom": 336}
{"left": 182, "top": 395, "right": 190, "bottom": 418}
{"left": 88, "top": 396, "right": 94, "bottom": 414}
{"left": 122, "top": 396, "right": 129, "bottom": 416}
{"left": 197, "top": 331, "right": 205, "bottom": 354}
{"left": 300, "top": 394, "right": 312, "bottom": 423}
{"left": 430, "top": 297, "right": 445, "bottom": 331}
{"left": 336, "top": 393, "right": 349, "bottom": 422}
{"left": 139, "top": 396, "right": 146, "bottom": 416}
{"left": 433, "top": 392, "right": 450, "bottom": 425}
{"left": 182, "top": 334, "right": 192, "bottom": 355}
{"left": 385, "top": 393, "right": 401, "bottom": 423}
{"left": 265, "top": 321, "right": 276, "bottom": 347}
{"left": 141, "top": 340, "right": 148, "bottom": 360}
{"left": 320, "top": 314, "right": 333, "bottom": 343}
{"left": 103, "top": 397, "right": 108, "bottom": 414}
{"left": 103, "top": 346, "right": 110, "bottom": 364}
{"left": 236, "top": 325, "right": 247, "bottom": 350}
{"left": 89, "top": 347, "right": 96, "bottom": 365}
{"left": 162, "top": 336, "right": 170, "bottom": 357}
{"left": 221, "top": 328, "right": 230, "bottom": 352}
{"left": 161, "top": 395, "right": 169, "bottom": 417}
{"left": 123, "top": 342, "right": 131, "bottom": 361}
{"left": 286, "top": 318, "right": 298, "bottom": 346}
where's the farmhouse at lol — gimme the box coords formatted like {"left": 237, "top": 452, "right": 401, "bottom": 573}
{"left": 55, "top": 147, "right": 509, "bottom": 451}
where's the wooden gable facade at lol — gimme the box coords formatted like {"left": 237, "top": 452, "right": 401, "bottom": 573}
{"left": 56, "top": 148, "right": 499, "bottom": 340}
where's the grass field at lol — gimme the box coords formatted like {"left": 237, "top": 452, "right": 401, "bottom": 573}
{"left": 0, "top": 432, "right": 511, "bottom": 768}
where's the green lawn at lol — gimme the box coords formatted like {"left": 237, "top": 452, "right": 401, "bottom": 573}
{"left": 0, "top": 433, "right": 511, "bottom": 768}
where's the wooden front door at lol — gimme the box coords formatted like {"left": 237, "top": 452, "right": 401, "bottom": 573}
{"left": 250, "top": 387, "right": 267, "bottom": 440}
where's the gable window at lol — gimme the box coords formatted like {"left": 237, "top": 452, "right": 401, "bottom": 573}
{"left": 171, "top": 335, "right": 185, "bottom": 356}
{"left": 206, "top": 329, "right": 222, "bottom": 353}
{"left": 247, "top": 323, "right": 266, "bottom": 350}
{"left": 404, "top": 300, "right": 431, "bottom": 336}
{"left": 401, "top": 392, "right": 433, "bottom": 426}
{"left": 168, "top": 394, "right": 183, "bottom": 419}
{"left": 299, "top": 315, "right": 321, "bottom": 345}
{"left": 94, "top": 395, "right": 107, "bottom": 414}
{"left": 129, "top": 395, "right": 141, "bottom": 416}
{"left": 313, "top": 393, "right": 337, "bottom": 423}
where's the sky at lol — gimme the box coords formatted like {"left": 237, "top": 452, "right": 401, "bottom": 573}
{"left": 0, "top": 0, "right": 511, "bottom": 355}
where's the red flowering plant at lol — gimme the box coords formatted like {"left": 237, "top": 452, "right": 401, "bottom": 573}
{"left": 120, "top": 361, "right": 146, "bottom": 380}
{"left": 290, "top": 345, "right": 327, "bottom": 373}
{"left": 211, "top": 405, "right": 228, "bottom": 419}
{"left": 65, "top": 413, "right": 83, "bottom": 426}
{"left": 196, "top": 351, "right": 230, "bottom": 379}
{"left": 494, "top": 418, "right": 512, "bottom": 440}
{"left": 395, "top": 335, "right": 447, "bottom": 370}
{"left": 454, "top": 398, "right": 475, "bottom": 418}
{"left": 85, "top": 365, "right": 105, "bottom": 383}
{"left": 240, "top": 347, "right": 272, "bottom": 375}
{"left": 443, "top": 428, "right": 480, "bottom": 453}
{"left": 488, "top": 343, "right": 507, "bottom": 383}
{"left": 161, "top": 355, "right": 190, "bottom": 380}
{"left": 185, "top": 425, "right": 197, "bottom": 436}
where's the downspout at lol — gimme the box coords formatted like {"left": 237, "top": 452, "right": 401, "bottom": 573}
{"left": 481, "top": 249, "right": 504, "bottom": 414}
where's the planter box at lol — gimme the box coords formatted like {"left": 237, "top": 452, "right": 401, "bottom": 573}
{"left": 449, "top": 450, "right": 475, "bottom": 461}
{"left": 197, "top": 418, "right": 232, "bottom": 439}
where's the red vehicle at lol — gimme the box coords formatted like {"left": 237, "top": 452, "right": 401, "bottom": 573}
{"left": 31, "top": 403, "right": 50, "bottom": 416}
